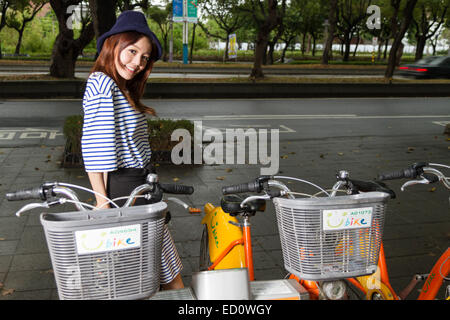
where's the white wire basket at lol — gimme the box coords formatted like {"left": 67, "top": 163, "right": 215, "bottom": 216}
{"left": 40, "top": 202, "right": 167, "bottom": 300}
{"left": 273, "top": 192, "right": 390, "bottom": 281}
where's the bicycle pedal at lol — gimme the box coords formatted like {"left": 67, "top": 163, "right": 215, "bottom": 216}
{"left": 414, "top": 273, "right": 429, "bottom": 281}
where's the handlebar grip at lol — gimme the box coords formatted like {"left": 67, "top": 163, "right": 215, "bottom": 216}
{"left": 377, "top": 167, "right": 417, "bottom": 181}
{"left": 222, "top": 182, "right": 260, "bottom": 195}
{"left": 5, "top": 187, "right": 44, "bottom": 201}
{"left": 160, "top": 184, "right": 194, "bottom": 195}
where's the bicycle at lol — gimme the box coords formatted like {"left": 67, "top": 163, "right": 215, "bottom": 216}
{"left": 198, "top": 172, "right": 397, "bottom": 300}
{"left": 5, "top": 173, "right": 195, "bottom": 300}
{"left": 345, "top": 162, "right": 450, "bottom": 300}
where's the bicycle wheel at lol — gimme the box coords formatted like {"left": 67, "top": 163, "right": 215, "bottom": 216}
{"left": 344, "top": 279, "right": 366, "bottom": 300}
{"left": 199, "top": 225, "right": 211, "bottom": 271}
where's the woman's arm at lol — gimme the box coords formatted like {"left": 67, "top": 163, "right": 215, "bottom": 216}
{"left": 87, "top": 172, "right": 110, "bottom": 208}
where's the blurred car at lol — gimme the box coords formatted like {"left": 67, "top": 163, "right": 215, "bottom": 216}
{"left": 397, "top": 55, "right": 450, "bottom": 79}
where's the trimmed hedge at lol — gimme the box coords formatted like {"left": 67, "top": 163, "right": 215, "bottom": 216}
{"left": 62, "top": 115, "right": 195, "bottom": 167}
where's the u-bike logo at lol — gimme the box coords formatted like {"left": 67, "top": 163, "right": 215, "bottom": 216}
{"left": 75, "top": 224, "right": 141, "bottom": 255}
{"left": 322, "top": 207, "right": 373, "bottom": 231}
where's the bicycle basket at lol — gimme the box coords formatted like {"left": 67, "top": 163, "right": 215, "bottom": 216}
{"left": 40, "top": 202, "right": 167, "bottom": 300}
{"left": 273, "top": 192, "right": 389, "bottom": 281}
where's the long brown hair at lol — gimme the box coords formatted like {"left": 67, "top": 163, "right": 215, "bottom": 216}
{"left": 91, "top": 31, "right": 158, "bottom": 116}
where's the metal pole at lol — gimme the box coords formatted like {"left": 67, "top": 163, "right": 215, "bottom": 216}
{"left": 183, "top": 0, "right": 188, "bottom": 64}
{"left": 169, "top": 19, "right": 173, "bottom": 63}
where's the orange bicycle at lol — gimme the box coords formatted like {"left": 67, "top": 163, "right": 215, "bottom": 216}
{"left": 198, "top": 173, "right": 397, "bottom": 300}
{"left": 345, "top": 162, "right": 450, "bottom": 300}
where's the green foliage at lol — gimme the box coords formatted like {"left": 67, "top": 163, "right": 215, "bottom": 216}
{"left": 148, "top": 118, "right": 194, "bottom": 151}
{"left": 62, "top": 115, "right": 195, "bottom": 165}
{"left": 63, "top": 115, "right": 84, "bottom": 156}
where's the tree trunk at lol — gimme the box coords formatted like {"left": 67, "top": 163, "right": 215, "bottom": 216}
{"left": 89, "top": 0, "right": 117, "bottom": 52}
{"left": 189, "top": 23, "right": 196, "bottom": 64}
{"left": 49, "top": 0, "right": 95, "bottom": 78}
{"left": 343, "top": 31, "right": 352, "bottom": 61}
{"left": 251, "top": 32, "right": 269, "bottom": 78}
{"left": 50, "top": 32, "right": 79, "bottom": 78}
{"left": 224, "top": 32, "right": 230, "bottom": 62}
{"left": 267, "top": 42, "right": 274, "bottom": 65}
{"left": 321, "top": 0, "right": 337, "bottom": 65}
{"left": 385, "top": 0, "right": 418, "bottom": 80}
{"left": 414, "top": 35, "right": 426, "bottom": 61}
{"left": 14, "top": 28, "right": 24, "bottom": 55}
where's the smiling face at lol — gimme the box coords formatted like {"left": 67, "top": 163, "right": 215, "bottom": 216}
{"left": 115, "top": 36, "right": 152, "bottom": 81}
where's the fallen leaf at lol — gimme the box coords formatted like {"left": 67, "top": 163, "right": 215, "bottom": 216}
{"left": 216, "top": 176, "right": 225, "bottom": 180}
{"left": 0, "top": 238, "right": 5, "bottom": 241}
{"left": 320, "top": 154, "right": 325, "bottom": 159}
{"left": 289, "top": 152, "right": 296, "bottom": 155}
{"left": 429, "top": 187, "right": 436, "bottom": 192}
{"left": 34, "top": 167, "right": 39, "bottom": 171}
{"left": 225, "top": 168, "right": 233, "bottom": 173}
{"left": 407, "top": 147, "right": 415, "bottom": 153}
{"left": 281, "top": 155, "right": 288, "bottom": 159}
{"left": 337, "top": 152, "right": 344, "bottom": 156}
{"left": 172, "top": 177, "right": 179, "bottom": 182}
{"left": 76, "top": 175, "right": 85, "bottom": 179}
{"left": 1, "top": 288, "right": 14, "bottom": 296}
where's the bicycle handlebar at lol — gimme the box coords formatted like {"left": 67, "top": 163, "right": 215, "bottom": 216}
{"left": 222, "top": 176, "right": 272, "bottom": 195}
{"left": 6, "top": 187, "right": 45, "bottom": 201}
{"left": 377, "top": 162, "right": 428, "bottom": 181}
{"left": 160, "top": 183, "right": 194, "bottom": 195}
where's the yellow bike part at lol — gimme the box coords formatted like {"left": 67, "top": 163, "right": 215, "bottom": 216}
{"left": 201, "top": 203, "right": 246, "bottom": 270}
{"left": 356, "top": 267, "right": 396, "bottom": 300}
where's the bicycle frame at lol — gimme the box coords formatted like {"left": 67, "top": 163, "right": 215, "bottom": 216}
{"left": 353, "top": 243, "right": 450, "bottom": 300}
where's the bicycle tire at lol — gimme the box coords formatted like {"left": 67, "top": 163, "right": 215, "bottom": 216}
{"left": 199, "top": 225, "right": 211, "bottom": 271}
{"left": 344, "top": 279, "right": 366, "bottom": 300}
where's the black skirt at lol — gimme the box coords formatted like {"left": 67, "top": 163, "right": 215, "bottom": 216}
{"left": 106, "top": 163, "right": 183, "bottom": 283}
{"left": 106, "top": 163, "right": 156, "bottom": 207}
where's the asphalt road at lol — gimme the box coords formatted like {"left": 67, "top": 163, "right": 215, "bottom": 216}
{"left": 0, "top": 97, "right": 448, "bottom": 147}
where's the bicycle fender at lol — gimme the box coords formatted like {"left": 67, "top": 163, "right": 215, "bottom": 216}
{"left": 201, "top": 203, "right": 246, "bottom": 270}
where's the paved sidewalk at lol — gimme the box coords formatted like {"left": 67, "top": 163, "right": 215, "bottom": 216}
{"left": 0, "top": 131, "right": 449, "bottom": 300}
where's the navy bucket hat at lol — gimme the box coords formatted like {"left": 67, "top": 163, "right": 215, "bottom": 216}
{"left": 96, "top": 10, "right": 162, "bottom": 61}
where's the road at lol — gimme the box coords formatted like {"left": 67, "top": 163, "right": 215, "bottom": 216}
{"left": 0, "top": 97, "right": 448, "bottom": 146}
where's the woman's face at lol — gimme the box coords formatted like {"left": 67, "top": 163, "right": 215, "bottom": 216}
{"left": 115, "top": 36, "right": 152, "bottom": 80}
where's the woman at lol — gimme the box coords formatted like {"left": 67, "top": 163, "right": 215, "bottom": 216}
{"left": 81, "top": 10, "right": 183, "bottom": 290}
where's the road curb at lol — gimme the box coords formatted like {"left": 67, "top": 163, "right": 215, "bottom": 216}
{"left": 1, "top": 80, "right": 449, "bottom": 99}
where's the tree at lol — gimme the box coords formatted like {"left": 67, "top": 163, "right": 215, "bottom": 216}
{"left": 6, "top": 0, "right": 46, "bottom": 55}
{"left": 410, "top": 0, "right": 449, "bottom": 60}
{"left": 240, "top": 0, "right": 286, "bottom": 79}
{"left": 385, "top": 0, "right": 418, "bottom": 79}
{"left": 0, "top": 0, "right": 11, "bottom": 58}
{"left": 279, "top": 2, "right": 304, "bottom": 63}
{"left": 322, "top": 0, "right": 338, "bottom": 64}
{"left": 197, "top": 0, "right": 247, "bottom": 62}
{"left": 49, "top": 0, "right": 94, "bottom": 78}
{"left": 335, "top": 0, "right": 372, "bottom": 62}
{"left": 147, "top": 2, "right": 172, "bottom": 62}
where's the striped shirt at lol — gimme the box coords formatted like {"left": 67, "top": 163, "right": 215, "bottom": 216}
{"left": 81, "top": 72, "right": 151, "bottom": 172}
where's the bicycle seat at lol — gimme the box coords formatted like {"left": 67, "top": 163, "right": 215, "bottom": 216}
{"left": 350, "top": 179, "right": 396, "bottom": 199}
{"left": 221, "top": 194, "right": 266, "bottom": 216}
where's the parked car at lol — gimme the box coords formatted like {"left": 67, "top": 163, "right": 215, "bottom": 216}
{"left": 397, "top": 55, "right": 450, "bottom": 79}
